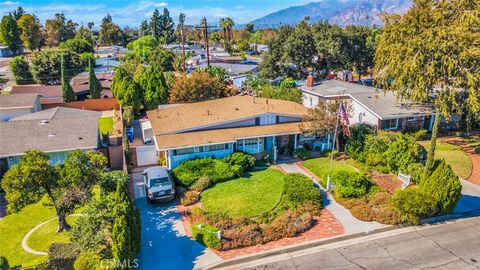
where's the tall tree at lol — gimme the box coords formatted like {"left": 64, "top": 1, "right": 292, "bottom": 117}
{"left": 61, "top": 53, "right": 76, "bottom": 102}
{"left": 160, "top": 8, "right": 175, "bottom": 44}
{"left": 59, "top": 37, "right": 94, "bottom": 54}
{"left": 375, "top": 0, "right": 480, "bottom": 171}
{"left": 139, "top": 19, "right": 150, "bottom": 36}
{"left": 283, "top": 20, "right": 316, "bottom": 79}
{"left": 150, "top": 9, "right": 161, "bottom": 39}
{"left": 17, "top": 14, "right": 43, "bottom": 51}
{"left": 30, "top": 49, "right": 83, "bottom": 85}
{"left": 1, "top": 150, "right": 107, "bottom": 232}
{"left": 0, "top": 15, "right": 21, "bottom": 54}
{"left": 344, "top": 25, "right": 377, "bottom": 81}
{"left": 138, "top": 65, "right": 168, "bottom": 110}
{"left": 178, "top": 12, "right": 186, "bottom": 71}
{"left": 11, "top": 6, "right": 25, "bottom": 21}
{"left": 9, "top": 56, "right": 32, "bottom": 84}
{"left": 88, "top": 57, "right": 102, "bottom": 98}
{"left": 111, "top": 65, "right": 142, "bottom": 109}
{"left": 99, "top": 14, "right": 123, "bottom": 45}
{"left": 44, "top": 13, "right": 77, "bottom": 46}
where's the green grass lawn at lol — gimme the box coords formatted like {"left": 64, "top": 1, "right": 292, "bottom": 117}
{"left": 201, "top": 169, "right": 285, "bottom": 218}
{"left": 26, "top": 215, "right": 80, "bottom": 253}
{"left": 0, "top": 196, "right": 56, "bottom": 267}
{"left": 98, "top": 117, "right": 114, "bottom": 135}
{"left": 302, "top": 157, "right": 357, "bottom": 187}
{"left": 418, "top": 140, "right": 472, "bottom": 179}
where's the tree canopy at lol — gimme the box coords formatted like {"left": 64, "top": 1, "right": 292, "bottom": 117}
{"left": 374, "top": 0, "right": 480, "bottom": 118}
{"left": 169, "top": 72, "right": 234, "bottom": 103}
{"left": 59, "top": 37, "right": 94, "bottom": 54}
{"left": 17, "top": 13, "right": 43, "bottom": 51}
{"left": 138, "top": 65, "right": 169, "bottom": 110}
{"left": 0, "top": 15, "right": 21, "bottom": 53}
{"left": 1, "top": 150, "right": 107, "bottom": 231}
{"left": 30, "top": 49, "right": 83, "bottom": 85}
{"left": 99, "top": 14, "right": 123, "bottom": 45}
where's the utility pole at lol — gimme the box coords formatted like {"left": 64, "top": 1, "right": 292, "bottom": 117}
{"left": 196, "top": 17, "right": 216, "bottom": 68}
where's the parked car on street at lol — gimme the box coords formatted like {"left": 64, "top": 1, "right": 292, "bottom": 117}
{"left": 143, "top": 166, "right": 175, "bottom": 203}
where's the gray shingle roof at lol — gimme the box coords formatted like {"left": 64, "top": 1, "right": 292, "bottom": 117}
{"left": 9, "top": 107, "right": 101, "bottom": 121}
{"left": 0, "top": 93, "right": 38, "bottom": 109}
{"left": 0, "top": 116, "right": 99, "bottom": 157}
{"left": 300, "top": 80, "right": 434, "bottom": 119}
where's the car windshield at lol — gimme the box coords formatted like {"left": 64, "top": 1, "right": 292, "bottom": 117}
{"left": 149, "top": 177, "right": 170, "bottom": 188}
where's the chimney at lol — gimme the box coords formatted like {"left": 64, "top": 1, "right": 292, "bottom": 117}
{"left": 306, "top": 75, "right": 314, "bottom": 87}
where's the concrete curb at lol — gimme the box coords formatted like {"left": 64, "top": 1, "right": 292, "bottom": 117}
{"left": 202, "top": 224, "right": 402, "bottom": 270}
{"left": 202, "top": 212, "right": 480, "bottom": 270}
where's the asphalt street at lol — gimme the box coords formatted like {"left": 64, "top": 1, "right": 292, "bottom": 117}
{"left": 237, "top": 217, "right": 480, "bottom": 270}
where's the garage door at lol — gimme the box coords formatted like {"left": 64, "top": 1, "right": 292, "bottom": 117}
{"left": 136, "top": 145, "right": 158, "bottom": 166}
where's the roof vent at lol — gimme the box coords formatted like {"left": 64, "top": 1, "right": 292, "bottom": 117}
{"left": 39, "top": 119, "right": 49, "bottom": 125}
{"left": 48, "top": 131, "right": 55, "bottom": 138}
{"left": 78, "top": 137, "right": 83, "bottom": 140}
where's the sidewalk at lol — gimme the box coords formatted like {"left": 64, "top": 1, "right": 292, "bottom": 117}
{"left": 277, "top": 162, "right": 386, "bottom": 234}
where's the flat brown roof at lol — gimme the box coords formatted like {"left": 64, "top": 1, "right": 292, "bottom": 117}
{"left": 147, "top": 95, "right": 308, "bottom": 135}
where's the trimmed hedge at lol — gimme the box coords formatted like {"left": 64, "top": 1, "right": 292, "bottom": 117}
{"left": 224, "top": 152, "right": 256, "bottom": 172}
{"left": 282, "top": 173, "right": 322, "bottom": 209}
{"left": 173, "top": 158, "right": 243, "bottom": 187}
{"left": 192, "top": 223, "right": 221, "bottom": 249}
{"left": 420, "top": 160, "right": 462, "bottom": 214}
{"left": 391, "top": 187, "right": 436, "bottom": 223}
{"left": 190, "top": 176, "right": 212, "bottom": 192}
{"left": 331, "top": 170, "right": 372, "bottom": 199}
{"left": 48, "top": 243, "right": 81, "bottom": 270}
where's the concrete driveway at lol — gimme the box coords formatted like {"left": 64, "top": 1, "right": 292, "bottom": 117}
{"left": 132, "top": 171, "right": 221, "bottom": 270}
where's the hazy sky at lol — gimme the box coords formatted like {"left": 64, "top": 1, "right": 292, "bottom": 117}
{"left": 0, "top": 0, "right": 315, "bottom": 27}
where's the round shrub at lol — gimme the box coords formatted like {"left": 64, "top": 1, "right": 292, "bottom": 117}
{"left": 224, "top": 152, "right": 256, "bottom": 171}
{"left": 332, "top": 171, "right": 372, "bottom": 199}
{"left": 74, "top": 252, "right": 101, "bottom": 270}
{"left": 181, "top": 191, "right": 200, "bottom": 206}
{"left": 391, "top": 187, "right": 436, "bottom": 224}
{"left": 190, "top": 176, "right": 211, "bottom": 192}
{"left": 420, "top": 160, "right": 462, "bottom": 214}
{"left": 294, "top": 148, "right": 312, "bottom": 160}
{"left": 173, "top": 158, "right": 242, "bottom": 187}
{"left": 0, "top": 256, "right": 10, "bottom": 270}
{"left": 192, "top": 223, "right": 221, "bottom": 249}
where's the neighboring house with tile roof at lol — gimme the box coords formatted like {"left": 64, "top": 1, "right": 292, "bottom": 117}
{"left": 0, "top": 107, "right": 100, "bottom": 172}
{"left": 299, "top": 79, "right": 460, "bottom": 132}
{"left": 145, "top": 96, "right": 330, "bottom": 169}
{"left": 0, "top": 93, "right": 41, "bottom": 121}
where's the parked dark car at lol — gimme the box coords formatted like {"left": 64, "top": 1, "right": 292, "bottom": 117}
{"left": 143, "top": 166, "right": 175, "bottom": 203}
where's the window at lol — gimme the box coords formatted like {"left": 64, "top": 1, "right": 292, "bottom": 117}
{"left": 175, "top": 147, "right": 195, "bottom": 155}
{"left": 407, "top": 116, "right": 416, "bottom": 122}
{"left": 207, "top": 144, "right": 226, "bottom": 151}
{"left": 260, "top": 114, "right": 276, "bottom": 125}
{"left": 255, "top": 117, "right": 260, "bottom": 126}
{"left": 237, "top": 138, "right": 264, "bottom": 154}
{"left": 382, "top": 119, "right": 398, "bottom": 130}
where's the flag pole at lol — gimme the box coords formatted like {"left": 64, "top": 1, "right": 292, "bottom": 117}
{"left": 326, "top": 102, "right": 341, "bottom": 191}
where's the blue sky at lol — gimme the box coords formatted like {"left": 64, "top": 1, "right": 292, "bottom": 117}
{"left": 0, "top": 0, "right": 314, "bottom": 27}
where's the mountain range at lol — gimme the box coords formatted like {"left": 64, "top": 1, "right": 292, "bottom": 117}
{"left": 250, "top": 0, "right": 412, "bottom": 28}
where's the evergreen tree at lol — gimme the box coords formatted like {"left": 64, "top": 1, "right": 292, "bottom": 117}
{"left": 139, "top": 19, "right": 150, "bottom": 36}
{"left": 150, "top": 9, "right": 161, "bottom": 39}
{"left": 99, "top": 14, "right": 123, "bottom": 45}
{"left": 0, "top": 15, "right": 21, "bottom": 54}
{"left": 88, "top": 57, "right": 102, "bottom": 98}
{"left": 61, "top": 53, "right": 76, "bottom": 102}
{"left": 139, "top": 65, "right": 168, "bottom": 110}
{"left": 111, "top": 65, "right": 142, "bottom": 109}
{"left": 425, "top": 110, "right": 440, "bottom": 176}
{"left": 160, "top": 8, "right": 175, "bottom": 44}
{"left": 17, "top": 14, "right": 43, "bottom": 51}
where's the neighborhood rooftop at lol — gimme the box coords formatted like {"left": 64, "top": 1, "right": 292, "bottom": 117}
{"left": 196, "top": 62, "right": 258, "bottom": 76}
{"left": 0, "top": 116, "right": 99, "bottom": 158}
{"left": 301, "top": 80, "right": 434, "bottom": 119}
{"left": 9, "top": 107, "right": 101, "bottom": 121}
{"left": 146, "top": 95, "right": 309, "bottom": 135}
{"left": 0, "top": 93, "right": 39, "bottom": 109}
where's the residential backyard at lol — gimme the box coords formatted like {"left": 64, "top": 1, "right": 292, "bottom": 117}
{"left": 98, "top": 116, "right": 115, "bottom": 135}
{"left": 201, "top": 169, "right": 285, "bottom": 218}
{"left": 418, "top": 139, "right": 473, "bottom": 179}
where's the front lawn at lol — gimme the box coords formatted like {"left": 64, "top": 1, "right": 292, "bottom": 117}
{"left": 418, "top": 140, "right": 472, "bottom": 179}
{"left": 98, "top": 117, "right": 114, "bottom": 135}
{"left": 0, "top": 196, "right": 56, "bottom": 267}
{"left": 302, "top": 157, "right": 357, "bottom": 187}
{"left": 26, "top": 215, "right": 80, "bottom": 253}
{"left": 201, "top": 169, "right": 285, "bottom": 218}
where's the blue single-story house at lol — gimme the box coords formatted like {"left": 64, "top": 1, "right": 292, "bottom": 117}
{"left": 146, "top": 96, "right": 331, "bottom": 169}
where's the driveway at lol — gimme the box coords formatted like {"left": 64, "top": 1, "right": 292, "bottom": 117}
{"left": 132, "top": 171, "right": 221, "bottom": 270}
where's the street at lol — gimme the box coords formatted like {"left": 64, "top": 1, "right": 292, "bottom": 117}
{"left": 220, "top": 217, "right": 480, "bottom": 270}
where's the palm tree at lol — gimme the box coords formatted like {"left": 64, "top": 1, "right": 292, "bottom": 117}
{"left": 250, "top": 31, "right": 262, "bottom": 54}
{"left": 225, "top": 17, "right": 235, "bottom": 41}
{"left": 219, "top": 18, "right": 228, "bottom": 47}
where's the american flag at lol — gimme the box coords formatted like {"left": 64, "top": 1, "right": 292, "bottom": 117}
{"left": 339, "top": 103, "right": 350, "bottom": 136}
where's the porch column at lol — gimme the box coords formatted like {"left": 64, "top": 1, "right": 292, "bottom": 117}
{"left": 294, "top": 134, "right": 298, "bottom": 149}
{"left": 273, "top": 136, "right": 277, "bottom": 162}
